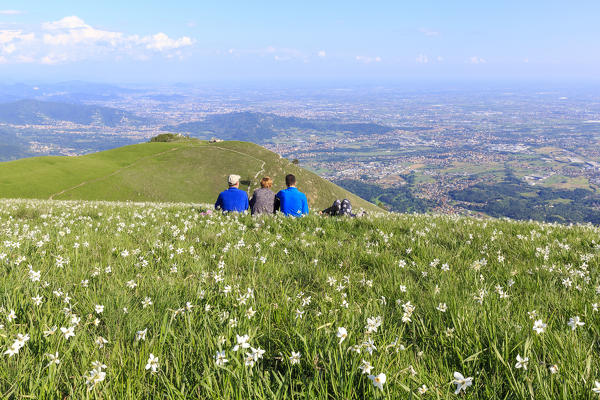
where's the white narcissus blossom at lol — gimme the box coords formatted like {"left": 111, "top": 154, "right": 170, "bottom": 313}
{"left": 136, "top": 328, "right": 147, "bottom": 341}
{"left": 453, "top": 372, "right": 473, "bottom": 394}
{"left": 359, "top": 359, "right": 373, "bottom": 374}
{"left": 60, "top": 326, "right": 75, "bottom": 340}
{"left": 46, "top": 352, "right": 60, "bottom": 367}
{"left": 289, "top": 351, "right": 301, "bottom": 365}
{"left": 337, "top": 327, "right": 348, "bottom": 344}
{"left": 515, "top": 354, "right": 529, "bottom": 370}
{"left": 85, "top": 361, "right": 107, "bottom": 390}
{"left": 568, "top": 316, "right": 584, "bottom": 330}
{"left": 233, "top": 334, "right": 250, "bottom": 351}
{"left": 142, "top": 297, "right": 152, "bottom": 308}
{"left": 145, "top": 353, "right": 159, "bottom": 373}
{"left": 4, "top": 333, "right": 30, "bottom": 357}
{"left": 214, "top": 350, "right": 228, "bottom": 366}
{"left": 533, "top": 319, "right": 547, "bottom": 334}
{"left": 368, "top": 373, "right": 386, "bottom": 390}
{"left": 95, "top": 336, "right": 108, "bottom": 349}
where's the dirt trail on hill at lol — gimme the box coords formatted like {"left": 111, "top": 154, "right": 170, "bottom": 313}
{"left": 48, "top": 147, "right": 181, "bottom": 200}
{"left": 211, "top": 146, "right": 266, "bottom": 195}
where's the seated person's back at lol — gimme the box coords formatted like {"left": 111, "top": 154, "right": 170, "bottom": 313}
{"left": 250, "top": 177, "right": 276, "bottom": 215}
{"left": 215, "top": 174, "right": 249, "bottom": 212}
{"left": 276, "top": 174, "right": 309, "bottom": 217}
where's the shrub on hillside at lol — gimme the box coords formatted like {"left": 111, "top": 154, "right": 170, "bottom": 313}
{"left": 149, "top": 133, "right": 186, "bottom": 143}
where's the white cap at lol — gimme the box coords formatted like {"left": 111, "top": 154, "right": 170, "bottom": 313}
{"left": 228, "top": 174, "right": 241, "bottom": 185}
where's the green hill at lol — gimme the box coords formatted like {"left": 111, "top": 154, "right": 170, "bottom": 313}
{"left": 0, "top": 138, "right": 380, "bottom": 211}
{"left": 164, "top": 111, "right": 393, "bottom": 142}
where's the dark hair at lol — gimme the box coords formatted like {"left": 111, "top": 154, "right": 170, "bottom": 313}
{"left": 285, "top": 174, "right": 296, "bottom": 187}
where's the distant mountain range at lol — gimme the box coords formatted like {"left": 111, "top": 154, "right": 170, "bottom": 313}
{"left": 164, "top": 111, "right": 394, "bottom": 142}
{"left": 0, "top": 99, "right": 149, "bottom": 127}
{"left": 0, "top": 81, "right": 138, "bottom": 103}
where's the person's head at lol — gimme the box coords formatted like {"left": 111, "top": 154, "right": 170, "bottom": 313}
{"left": 260, "top": 176, "right": 273, "bottom": 189}
{"left": 285, "top": 174, "right": 296, "bottom": 187}
{"left": 228, "top": 174, "right": 241, "bottom": 188}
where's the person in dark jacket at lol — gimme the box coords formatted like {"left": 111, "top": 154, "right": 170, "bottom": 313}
{"left": 249, "top": 176, "right": 276, "bottom": 215}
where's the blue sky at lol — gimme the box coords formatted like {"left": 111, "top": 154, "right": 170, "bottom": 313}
{"left": 0, "top": 0, "right": 599, "bottom": 83}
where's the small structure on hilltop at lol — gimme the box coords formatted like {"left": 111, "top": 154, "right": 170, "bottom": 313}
{"left": 209, "top": 137, "right": 223, "bottom": 143}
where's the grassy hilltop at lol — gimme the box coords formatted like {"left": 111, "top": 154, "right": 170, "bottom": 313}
{"left": 0, "top": 138, "right": 379, "bottom": 212}
{"left": 0, "top": 199, "right": 600, "bottom": 399}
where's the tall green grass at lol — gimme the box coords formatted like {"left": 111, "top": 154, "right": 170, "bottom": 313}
{"left": 0, "top": 199, "right": 599, "bottom": 398}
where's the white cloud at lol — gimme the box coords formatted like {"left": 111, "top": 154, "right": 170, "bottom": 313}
{"left": 0, "top": 15, "right": 194, "bottom": 64}
{"left": 227, "top": 46, "right": 307, "bottom": 62}
{"left": 437, "top": 56, "right": 444, "bottom": 62}
{"left": 0, "top": 29, "right": 34, "bottom": 56}
{"left": 318, "top": 50, "right": 326, "bottom": 58}
{"left": 468, "top": 56, "right": 486, "bottom": 64}
{"left": 419, "top": 28, "right": 439, "bottom": 37}
{"left": 0, "top": 10, "right": 22, "bottom": 15}
{"left": 42, "top": 16, "right": 123, "bottom": 47}
{"left": 416, "top": 54, "right": 429, "bottom": 64}
{"left": 41, "top": 53, "right": 72, "bottom": 65}
{"left": 356, "top": 55, "right": 381, "bottom": 64}
{"left": 0, "top": 30, "right": 34, "bottom": 44}
{"left": 42, "top": 15, "right": 88, "bottom": 30}
{"left": 143, "top": 33, "right": 193, "bottom": 51}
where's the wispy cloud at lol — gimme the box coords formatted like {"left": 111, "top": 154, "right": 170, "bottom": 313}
{"left": 416, "top": 54, "right": 429, "bottom": 64}
{"left": 356, "top": 55, "right": 381, "bottom": 64}
{"left": 317, "top": 50, "right": 326, "bottom": 58}
{"left": 419, "top": 28, "right": 439, "bottom": 37}
{"left": 416, "top": 54, "right": 444, "bottom": 64}
{"left": 227, "top": 46, "right": 308, "bottom": 62}
{"left": 0, "top": 15, "right": 194, "bottom": 64}
{"left": 468, "top": 56, "right": 486, "bottom": 64}
{"left": 0, "top": 10, "right": 22, "bottom": 15}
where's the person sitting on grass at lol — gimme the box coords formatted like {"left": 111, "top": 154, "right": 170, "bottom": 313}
{"left": 249, "top": 176, "right": 276, "bottom": 215}
{"left": 215, "top": 174, "right": 249, "bottom": 213}
{"left": 275, "top": 174, "right": 309, "bottom": 217}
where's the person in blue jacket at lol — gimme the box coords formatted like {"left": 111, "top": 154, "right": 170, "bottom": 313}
{"left": 215, "top": 174, "right": 249, "bottom": 212}
{"left": 275, "top": 174, "right": 309, "bottom": 217}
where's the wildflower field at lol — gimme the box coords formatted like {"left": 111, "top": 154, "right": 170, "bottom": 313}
{"left": 1, "top": 199, "right": 600, "bottom": 399}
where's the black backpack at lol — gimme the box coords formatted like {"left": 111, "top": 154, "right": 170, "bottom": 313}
{"left": 330, "top": 199, "right": 342, "bottom": 215}
{"left": 340, "top": 199, "right": 352, "bottom": 216}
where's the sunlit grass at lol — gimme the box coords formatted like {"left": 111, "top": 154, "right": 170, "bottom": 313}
{"left": 0, "top": 199, "right": 599, "bottom": 398}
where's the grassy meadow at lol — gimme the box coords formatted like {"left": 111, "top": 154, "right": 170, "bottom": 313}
{"left": 1, "top": 199, "right": 600, "bottom": 398}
